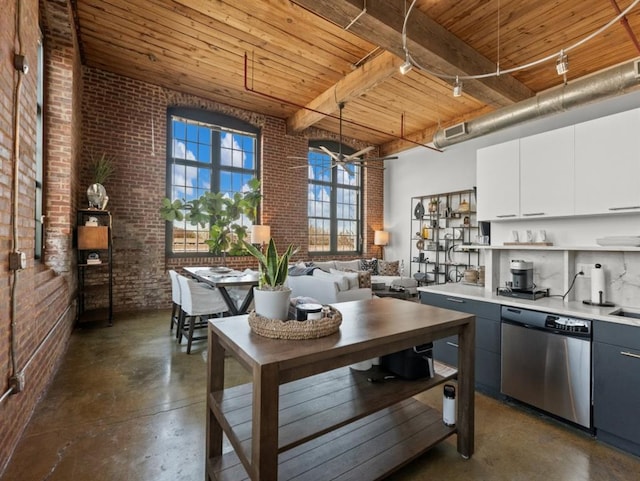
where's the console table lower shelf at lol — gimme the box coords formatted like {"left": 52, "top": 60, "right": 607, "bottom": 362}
{"left": 208, "top": 363, "right": 458, "bottom": 481}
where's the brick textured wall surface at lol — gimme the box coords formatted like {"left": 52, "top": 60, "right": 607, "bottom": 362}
{"left": 81, "top": 68, "right": 384, "bottom": 311}
{"left": 1, "top": 0, "right": 80, "bottom": 475}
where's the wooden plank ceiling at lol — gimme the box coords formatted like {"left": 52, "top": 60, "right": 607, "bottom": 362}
{"left": 71, "top": 0, "right": 640, "bottom": 154}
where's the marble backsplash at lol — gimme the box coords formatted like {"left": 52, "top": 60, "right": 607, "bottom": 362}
{"left": 495, "top": 249, "right": 640, "bottom": 308}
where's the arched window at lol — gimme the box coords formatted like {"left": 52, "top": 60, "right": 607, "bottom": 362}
{"left": 166, "top": 107, "right": 259, "bottom": 255}
{"left": 307, "top": 141, "right": 362, "bottom": 254}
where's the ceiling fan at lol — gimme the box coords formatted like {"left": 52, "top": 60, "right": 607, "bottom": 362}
{"left": 290, "top": 102, "right": 398, "bottom": 175}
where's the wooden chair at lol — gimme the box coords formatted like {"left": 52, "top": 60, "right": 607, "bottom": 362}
{"left": 176, "top": 274, "right": 228, "bottom": 354}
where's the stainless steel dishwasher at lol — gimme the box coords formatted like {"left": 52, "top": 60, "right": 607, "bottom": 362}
{"left": 501, "top": 306, "right": 592, "bottom": 429}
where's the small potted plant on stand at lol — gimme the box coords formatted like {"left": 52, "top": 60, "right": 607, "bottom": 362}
{"left": 243, "top": 238, "right": 298, "bottom": 320}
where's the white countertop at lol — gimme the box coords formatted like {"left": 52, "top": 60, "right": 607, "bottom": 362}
{"left": 418, "top": 284, "right": 640, "bottom": 328}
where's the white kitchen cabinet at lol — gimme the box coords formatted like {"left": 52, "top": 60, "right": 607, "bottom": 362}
{"left": 575, "top": 108, "right": 640, "bottom": 215}
{"left": 477, "top": 139, "right": 519, "bottom": 221}
{"left": 519, "top": 126, "right": 574, "bottom": 218}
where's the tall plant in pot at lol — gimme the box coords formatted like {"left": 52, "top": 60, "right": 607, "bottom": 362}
{"left": 243, "top": 239, "right": 298, "bottom": 320}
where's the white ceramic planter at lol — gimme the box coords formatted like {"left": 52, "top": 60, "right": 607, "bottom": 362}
{"left": 253, "top": 287, "right": 291, "bottom": 320}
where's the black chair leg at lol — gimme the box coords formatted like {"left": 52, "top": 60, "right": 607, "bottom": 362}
{"left": 170, "top": 302, "right": 178, "bottom": 331}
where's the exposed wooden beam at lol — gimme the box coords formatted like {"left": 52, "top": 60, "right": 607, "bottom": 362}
{"left": 286, "top": 50, "right": 403, "bottom": 132}
{"left": 292, "top": 0, "right": 534, "bottom": 108}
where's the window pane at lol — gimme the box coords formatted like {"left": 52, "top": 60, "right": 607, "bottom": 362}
{"left": 308, "top": 143, "right": 361, "bottom": 254}
{"left": 168, "top": 112, "right": 258, "bottom": 254}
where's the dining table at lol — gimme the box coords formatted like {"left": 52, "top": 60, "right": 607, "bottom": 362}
{"left": 183, "top": 266, "right": 259, "bottom": 315}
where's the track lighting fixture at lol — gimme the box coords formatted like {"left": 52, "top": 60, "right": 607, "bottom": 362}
{"left": 401, "top": 0, "right": 638, "bottom": 82}
{"left": 556, "top": 51, "right": 569, "bottom": 75}
{"left": 399, "top": 56, "right": 413, "bottom": 75}
{"left": 453, "top": 76, "right": 462, "bottom": 97}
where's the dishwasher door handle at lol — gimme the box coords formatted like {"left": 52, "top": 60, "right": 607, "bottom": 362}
{"left": 621, "top": 351, "right": 640, "bottom": 360}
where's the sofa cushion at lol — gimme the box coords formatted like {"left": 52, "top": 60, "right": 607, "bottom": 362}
{"left": 330, "top": 268, "right": 359, "bottom": 289}
{"left": 360, "top": 258, "right": 378, "bottom": 275}
{"left": 335, "top": 259, "right": 361, "bottom": 272}
{"left": 312, "top": 260, "right": 336, "bottom": 272}
{"left": 313, "top": 269, "right": 349, "bottom": 291}
{"left": 378, "top": 260, "right": 400, "bottom": 276}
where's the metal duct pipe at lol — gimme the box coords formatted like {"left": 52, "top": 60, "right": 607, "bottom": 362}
{"left": 433, "top": 59, "right": 640, "bottom": 149}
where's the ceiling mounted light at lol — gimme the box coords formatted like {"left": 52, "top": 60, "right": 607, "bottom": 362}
{"left": 556, "top": 51, "right": 569, "bottom": 75}
{"left": 399, "top": 56, "right": 413, "bottom": 75}
{"left": 453, "top": 76, "right": 463, "bottom": 97}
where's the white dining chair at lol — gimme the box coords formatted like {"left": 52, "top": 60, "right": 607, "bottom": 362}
{"left": 176, "top": 274, "right": 229, "bottom": 354}
{"left": 168, "top": 270, "right": 182, "bottom": 338}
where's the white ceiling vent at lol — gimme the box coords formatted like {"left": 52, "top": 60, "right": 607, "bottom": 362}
{"left": 634, "top": 59, "right": 640, "bottom": 78}
{"left": 443, "top": 122, "right": 467, "bottom": 140}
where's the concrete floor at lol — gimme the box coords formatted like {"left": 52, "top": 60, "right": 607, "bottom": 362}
{"left": 3, "top": 309, "right": 640, "bottom": 480}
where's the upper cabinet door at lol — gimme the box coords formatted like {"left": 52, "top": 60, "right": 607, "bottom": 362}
{"left": 575, "top": 109, "right": 640, "bottom": 215}
{"left": 477, "top": 139, "right": 519, "bottom": 221}
{"left": 520, "top": 126, "right": 575, "bottom": 218}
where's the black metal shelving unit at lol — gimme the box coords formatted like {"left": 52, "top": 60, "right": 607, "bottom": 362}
{"left": 76, "top": 209, "right": 113, "bottom": 326}
{"left": 410, "top": 188, "right": 480, "bottom": 285}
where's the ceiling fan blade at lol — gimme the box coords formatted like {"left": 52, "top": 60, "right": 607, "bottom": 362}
{"left": 344, "top": 146, "right": 375, "bottom": 160}
{"left": 289, "top": 164, "right": 310, "bottom": 169}
{"left": 349, "top": 156, "right": 398, "bottom": 163}
{"left": 337, "top": 162, "right": 355, "bottom": 176}
{"left": 319, "top": 145, "right": 340, "bottom": 162}
{"left": 360, "top": 163, "right": 386, "bottom": 170}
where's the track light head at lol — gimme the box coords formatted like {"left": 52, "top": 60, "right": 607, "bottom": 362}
{"left": 453, "top": 76, "right": 463, "bottom": 97}
{"left": 556, "top": 52, "right": 569, "bottom": 75}
{"left": 399, "top": 58, "right": 413, "bottom": 75}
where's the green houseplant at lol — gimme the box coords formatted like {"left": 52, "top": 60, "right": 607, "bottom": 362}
{"left": 243, "top": 238, "right": 299, "bottom": 320}
{"left": 159, "top": 178, "right": 262, "bottom": 257}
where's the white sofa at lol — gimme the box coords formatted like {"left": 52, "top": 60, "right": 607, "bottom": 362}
{"left": 286, "top": 274, "right": 372, "bottom": 304}
{"left": 286, "top": 259, "right": 417, "bottom": 304}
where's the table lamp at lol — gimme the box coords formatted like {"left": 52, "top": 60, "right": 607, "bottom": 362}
{"left": 374, "top": 230, "right": 389, "bottom": 259}
{"left": 251, "top": 225, "right": 271, "bottom": 250}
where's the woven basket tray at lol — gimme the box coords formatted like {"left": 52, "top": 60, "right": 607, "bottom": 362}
{"left": 248, "top": 307, "right": 342, "bottom": 340}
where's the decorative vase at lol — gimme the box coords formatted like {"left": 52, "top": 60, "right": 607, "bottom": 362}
{"left": 87, "top": 183, "right": 107, "bottom": 209}
{"left": 253, "top": 287, "right": 291, "bottom": 320}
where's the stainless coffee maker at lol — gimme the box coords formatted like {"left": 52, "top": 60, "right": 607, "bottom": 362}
{"left": 510, "top": 260, "right": 533, "bottom": 291}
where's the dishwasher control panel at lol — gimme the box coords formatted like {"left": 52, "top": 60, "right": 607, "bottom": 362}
{"left": 544, "top": 315, "right": 591, "bottom": 334}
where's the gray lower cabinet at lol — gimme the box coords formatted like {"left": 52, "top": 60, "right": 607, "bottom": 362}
{"left": 593, "top": 321, "right": 640, "bottom": 456}
{"left": 420, "top": 292, "right": 501, "bottom": 396}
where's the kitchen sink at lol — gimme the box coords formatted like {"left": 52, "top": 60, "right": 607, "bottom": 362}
{"left": 608, "top": 309, "right": 640, "bottom": 319}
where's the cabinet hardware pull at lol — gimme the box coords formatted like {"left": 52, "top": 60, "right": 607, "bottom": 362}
{"left": 608, "top": 206, "right": 640, "bottom": 211}
{"left": 446, "top": 297, "right": 464, "bottom": 303}
{"left": 621, "top": 351, "right": 640, "bottom": 360}
{"left": 496, "top": 214, "right": 517, "bottom": 218}
{"left": 446, "top": 341, "right": 459, "bottom": 348}
{"left": 522, "top": 212, "right": 545, "bottom": 216}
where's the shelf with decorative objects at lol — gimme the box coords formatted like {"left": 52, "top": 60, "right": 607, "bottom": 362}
{"left": 410, "top": 188, "right": 480, "bottom": 286}
{"left": 76, "top": 209, "right": 113, "bottom": 326}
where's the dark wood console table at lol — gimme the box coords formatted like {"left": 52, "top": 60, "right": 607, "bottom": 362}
{"left": 206, "top": 297, "right": 475, "bottom": 480}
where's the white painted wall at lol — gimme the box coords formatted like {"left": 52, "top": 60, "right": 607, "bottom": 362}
{"left": 384, "top": 89, "right": 640, "bottom": 289}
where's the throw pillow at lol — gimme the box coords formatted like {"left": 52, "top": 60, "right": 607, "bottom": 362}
{"left": 378, "top": 260, "right": 400, "bottom": 276}
{"left": 331, "top": 268, "right": 359, "bottom": 289}
{"left": 360, "top": 258, "right": 378, "bottom": 275}
{"left": 354, "top": 270, "right": 372, "bottom": 288}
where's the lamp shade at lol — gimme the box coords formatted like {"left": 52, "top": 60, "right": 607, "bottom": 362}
{"left": 251, "top": 225, "right": 271, "bottom": 244}
{"left": 374, "top": 230, "right": 389, "bottom": 246}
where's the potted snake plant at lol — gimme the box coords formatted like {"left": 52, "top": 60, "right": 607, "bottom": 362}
{"left": 243, "top": 238, "right": 298, "bottom": 320}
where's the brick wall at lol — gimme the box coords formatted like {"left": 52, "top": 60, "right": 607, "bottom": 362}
{"left": 80, "top": 68, "right": 384, "bottom": 311}
{"left": 0, "top": 0, "right": 80, "bottom": 474}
